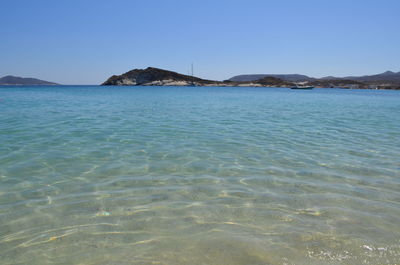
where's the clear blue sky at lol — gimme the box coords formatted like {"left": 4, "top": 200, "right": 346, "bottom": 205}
{"left": 1, "top": 0, "right": 399, "bottom": 84}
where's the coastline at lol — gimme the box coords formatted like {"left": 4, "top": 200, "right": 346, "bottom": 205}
{"left": 1, "top": 84, "right": 399, "bottom": 90}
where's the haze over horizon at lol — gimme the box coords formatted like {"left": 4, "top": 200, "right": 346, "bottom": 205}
{"left": 1, "top": 0, "right": 399, "bottom": 85}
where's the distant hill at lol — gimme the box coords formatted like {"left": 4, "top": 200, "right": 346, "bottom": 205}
{"left": 229, "top": 74, "right": 313, "bottom": 82}
{"left": 310, "top": 79, "right": 364, "bottom": 88}
{"left": 256, "top": 76, "right": 294, "bottom": 86}
{"left": 320, "top": 71, "right": 400, "bottom": 83}
{"left": 342, "top": 71, "right": 400, "bottom": 84}
{"left": 229, "top": 71, "right": 400, "bottom": 86}
{"left": 0, "top": 75, "right": 58, "bottom": 85}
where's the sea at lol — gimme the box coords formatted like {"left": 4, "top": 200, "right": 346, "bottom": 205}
{"left": 0, "top": 85, "right": 399, "bottom": 265}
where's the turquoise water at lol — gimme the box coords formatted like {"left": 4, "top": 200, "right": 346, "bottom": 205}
{"left": 0, "top": 86, "right": 399, "bottom": 265}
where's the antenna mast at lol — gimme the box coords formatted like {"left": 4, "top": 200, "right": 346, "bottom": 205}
{"left": 190, "top": 63, "right": 195, "bottom": 86}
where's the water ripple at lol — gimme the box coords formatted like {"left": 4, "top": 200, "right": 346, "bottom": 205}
{"left": 0, "top": 86, "right": 399, "bottom": 264}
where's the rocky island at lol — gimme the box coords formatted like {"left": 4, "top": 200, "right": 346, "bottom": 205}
{"left": 102, "top": 67, "right": 219, "bottom": 86}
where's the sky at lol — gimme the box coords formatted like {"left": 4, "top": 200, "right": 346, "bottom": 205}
{"left": 0, "top": 0, "right": 399, "bottom": 85}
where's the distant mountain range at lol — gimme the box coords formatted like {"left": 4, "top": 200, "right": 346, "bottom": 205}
{"left": 0, "top": 75, "right": 58, "bottom": 85}
{"left": 229, "top": 71, "right": 400, "bottom": 84}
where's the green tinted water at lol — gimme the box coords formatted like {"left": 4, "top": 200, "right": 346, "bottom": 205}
{"left": 0, "top": 86, "right": 399, "bottom": 264}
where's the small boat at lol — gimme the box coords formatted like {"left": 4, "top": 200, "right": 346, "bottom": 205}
{"left": 291, "top": 85, "right": 314, "bottom": 90}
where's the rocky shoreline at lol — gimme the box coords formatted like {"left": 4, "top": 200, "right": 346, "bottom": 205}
{"left": 102, "top": 67, "right": 400, "bottom": 90}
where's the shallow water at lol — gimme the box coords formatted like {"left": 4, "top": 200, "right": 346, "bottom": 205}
{"left": 0, "top": 86, "right": 399, "bottom": 265}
